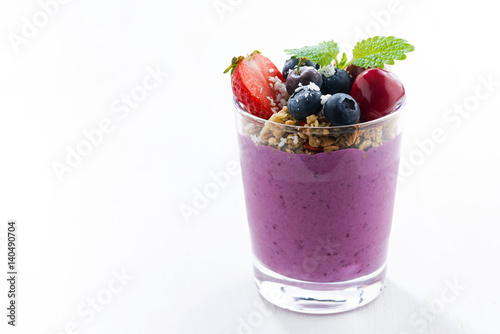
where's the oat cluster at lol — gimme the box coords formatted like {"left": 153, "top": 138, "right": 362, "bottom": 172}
{"left": 243, "top": 106, "right": 398, "bottom": 155}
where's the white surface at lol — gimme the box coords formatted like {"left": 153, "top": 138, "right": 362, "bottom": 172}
{"left": 0, "top": 0, "right": 499, "bottom": 333}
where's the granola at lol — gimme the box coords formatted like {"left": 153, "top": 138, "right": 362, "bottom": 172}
{"left": 242, "top": 106, "right": 399, "bottom": 155}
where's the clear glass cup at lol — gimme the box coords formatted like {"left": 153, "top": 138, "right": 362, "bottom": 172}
{"left": 234, "top": 96, "right": 404, "bottom": 314}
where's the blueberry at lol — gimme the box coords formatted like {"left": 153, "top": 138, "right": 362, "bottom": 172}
{"left": 287, "top": 86, "right": 323, "bottom": 120}
{"left": 282, "top": 58, "right": 299, "bottom": 80}
{"left": 324, "top": 93, "right": 360, "bottom": 125}
{"left": 286, "top": 66, "right": 323, "bottom": 95}
{"left": 320, "top": 68, "right": 352, "bottom": 95}
{"left": 282, "top": 58, "right": 319, "bottom": 80}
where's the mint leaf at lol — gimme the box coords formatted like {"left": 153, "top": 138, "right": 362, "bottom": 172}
{"left": 284, "top": 41, "right": 339, "bottom": 67}
{"left": 337, "top": 52, "right": 348, "bottom": 69}
{"left": 351, "top": 36, "right": 414, "bottom": 68}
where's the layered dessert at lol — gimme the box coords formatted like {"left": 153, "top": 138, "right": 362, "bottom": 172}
{"left": 227, "top": 37, "right": 414, "bottom": 283}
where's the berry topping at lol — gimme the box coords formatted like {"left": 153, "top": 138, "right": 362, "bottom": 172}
{"left": 287, "top": 86, "right": 323, "bottom": 120}
{"left": 285, "top": 64, "right": 323, "bottom": 95}
{"left": 282, "top": 57, "right": 319, "bottom": 80}
{"left": 228, "top": 36, "right": 413, "bottom": 124}
{"left": 224, "top": 51, "right": 287, "bottom": 120}
{"left": 320, "top": 67, "right": 352, "bottom": 95}
{"left": 324, "top": 93, "right": 360, "bottom": 126}
{"left": 351, "top": 68, "right": 405, "bottom": 122}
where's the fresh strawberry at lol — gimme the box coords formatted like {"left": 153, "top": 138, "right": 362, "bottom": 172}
{"left": 225, "top": 51, "right": 287, "bottom": 120}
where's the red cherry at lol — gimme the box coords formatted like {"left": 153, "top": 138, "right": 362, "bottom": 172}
{"left": 351, "top": 68, "right": 405, "bottom": 122}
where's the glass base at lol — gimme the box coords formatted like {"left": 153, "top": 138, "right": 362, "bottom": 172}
{"left": 254, "top": 259, "right": 386, "bottom": 314}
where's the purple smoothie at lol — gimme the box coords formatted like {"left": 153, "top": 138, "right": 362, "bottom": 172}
{"left": 238, "top": 134, "right": 401, "bottom": 282}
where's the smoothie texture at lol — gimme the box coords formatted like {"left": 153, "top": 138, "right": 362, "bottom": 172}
{"left": 238, "top": 133, "right": 401, "bottom": 282}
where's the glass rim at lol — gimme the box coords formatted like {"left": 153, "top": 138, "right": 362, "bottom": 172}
{"left": 233, "top": 95, "right": 405, "bottom": 131}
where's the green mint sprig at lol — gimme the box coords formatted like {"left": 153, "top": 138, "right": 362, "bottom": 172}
{"left": 348, "top": 36, "right": 414, "bottom": 68}
{"left": 337, "top": 52, "right": 348, "bottom": 69}
{"left": 284, "top": 41, "right": 339, "bottom": 67}
{"left": 284, "top": 36, "right": 414, "bottom": 69}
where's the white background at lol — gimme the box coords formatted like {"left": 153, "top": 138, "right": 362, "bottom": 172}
{"left": 0, "top": 0, "right": 499, "bottom": 333}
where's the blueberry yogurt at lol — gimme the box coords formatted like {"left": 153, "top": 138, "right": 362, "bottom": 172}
{"left": 237, "top": 113, "right": 402, "bottom": 282}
